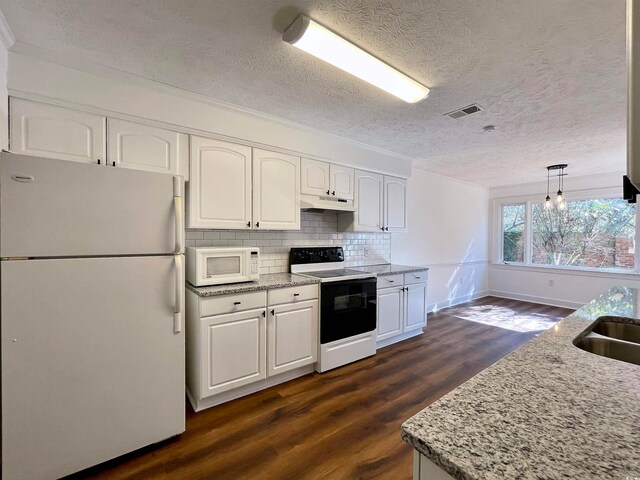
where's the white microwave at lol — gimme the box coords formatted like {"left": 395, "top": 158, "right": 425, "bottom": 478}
{"left": 186, "top": 247, "right": 260, "bottom": 286}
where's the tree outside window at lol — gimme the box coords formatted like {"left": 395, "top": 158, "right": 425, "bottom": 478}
{"left": 502, "top": 204, "right": 525, "bottom": 263}
{"left": 531, "top": 198, "right": 635, "bottom": 269}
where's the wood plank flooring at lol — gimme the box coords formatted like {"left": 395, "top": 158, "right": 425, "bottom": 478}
{"left": 68, "top": 296, "right": 573, "bottom": 480}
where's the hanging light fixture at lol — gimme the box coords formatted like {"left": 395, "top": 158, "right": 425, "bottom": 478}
{"left": 544, "top": 164, "right": 568, "bottom": 209}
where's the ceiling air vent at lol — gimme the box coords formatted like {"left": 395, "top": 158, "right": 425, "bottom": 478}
{"left": 444, "top": 104, "right": 484, "bottom": 119}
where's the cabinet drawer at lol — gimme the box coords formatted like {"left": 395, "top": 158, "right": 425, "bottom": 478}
{"left": 377, "top": 274, "right": 404, "bottom": 289}
{"left": 404, "top": 271, "right": 428, "bottom": 285}
{"left": 200, "top": 291, "right": 267, "bottom": 317}
{"left": 268, "top": 284, "right": 318, "bottom": 306}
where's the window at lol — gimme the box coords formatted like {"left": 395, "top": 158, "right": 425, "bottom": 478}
{"left": 496, "top": 194, "right": 637, "bottom": 272}
{"left": 531, "top": 198, "right": 635, "bottom": 269}
{"left": 502, "top": 204, "right": 525, "bottom": 263}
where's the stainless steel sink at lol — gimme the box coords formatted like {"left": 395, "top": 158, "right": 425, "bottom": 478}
{"left": 591, "top": 317, "right": 640, "bottom": 344}
{"left": 573, "top": 316, "right": 640, "bottom": 365}
{"left": 574, "top": 335, "right": 640, "bottom": 366}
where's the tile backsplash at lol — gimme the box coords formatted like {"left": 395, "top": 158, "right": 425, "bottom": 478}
{"left": 186, "top": 212, "right": 391, "bottom": 274}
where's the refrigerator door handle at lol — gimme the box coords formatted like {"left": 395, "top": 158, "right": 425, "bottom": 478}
{"left": 174, "top": 196, "right": 184, "bottom": 254}
{"left": 174, "top": 254, "right": 184, "bottom": 333}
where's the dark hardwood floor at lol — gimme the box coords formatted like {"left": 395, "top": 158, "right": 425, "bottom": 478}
{"left": 71, "top": 297, "right": 573, "bottom": 480}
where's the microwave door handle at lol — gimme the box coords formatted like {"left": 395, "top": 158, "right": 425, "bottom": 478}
{"left": 173, "top": 176, "right": 184, "bottom": 254}
{"left": 174, "top": 254, "right": 184, "bottom": 333}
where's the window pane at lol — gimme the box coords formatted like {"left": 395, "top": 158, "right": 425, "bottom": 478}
{"left": 502, "top": 204, "right": 525, "bottom": 262}
{"left": 532, "top": 198, "right": 636, "bottom": 269}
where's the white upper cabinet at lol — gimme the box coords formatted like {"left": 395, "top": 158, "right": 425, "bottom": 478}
{"left": 107, "top": 118, "right": 188, "bottom": 178}
{"left": 188, "top": 136, "right": 252, "bottom": 229}
{"left": 252, "top": 149, "right": 300, "bottom": 230}
{"left": 354, "top": 170, "right": 384, "bottom": 232}
{"left": 384, "top": 176, "right": 408, "bottom": 232}
{"left": 329, "top": 164, "right": 355, "bottom": 200}
{"left": 301, "top": 158, "right": 330, "bottom": 196}
{"left": 10, "top": 98, "right": 106, "bottom": 164}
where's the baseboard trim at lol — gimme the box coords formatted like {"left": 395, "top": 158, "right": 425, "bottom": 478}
{"left": 376, "top": 328, "right": 423, "bottom": 349}
{"left": 428, "top": 289, "right": 489, "bottom": 313}
{"left": 488, "top": 290, "right": 583, "bottom": 310}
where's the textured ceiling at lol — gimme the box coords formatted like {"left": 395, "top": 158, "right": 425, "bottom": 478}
{"left": 0, "top": 0, "right": 626, "bottom": 186}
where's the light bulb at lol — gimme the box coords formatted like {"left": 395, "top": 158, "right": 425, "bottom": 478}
{"left": 544, "top": 196, "right": 552, "bottom": 209}
{"left": 556, "top": 191, "right": 563, "bottom": 203}
{"left": 558, "top": 199, "right": 567, "bottom": 210}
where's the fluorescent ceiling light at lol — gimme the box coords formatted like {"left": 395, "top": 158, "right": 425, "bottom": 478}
{"left": 283, "top": 15, "right": 430, "bottom": 103}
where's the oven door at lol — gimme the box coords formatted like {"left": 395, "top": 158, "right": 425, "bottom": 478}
{"left": 320, "top": 278, "right": 377, "bottom": 344}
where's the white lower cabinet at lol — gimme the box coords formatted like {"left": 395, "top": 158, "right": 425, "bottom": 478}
{"left": 268, "top": 299, "right": 318, "bottom": 376}
{"left": 376, "top": 286, "right": 404, "bottom": 341}
{"left": 376, "top": 271, "right": 428, "bottom": 347}
{"left": 201, "top": 307, "right": 266, "bottom": 397}
{"left": 186, "top": 284, "right": 318, "bottom": 411}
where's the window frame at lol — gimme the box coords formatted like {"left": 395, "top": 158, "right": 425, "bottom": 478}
{"left": 499, "top": 202, "right": 527, "bottom": 264}
{"left": 492, "top": 187, "right": 640, "bottom": 275}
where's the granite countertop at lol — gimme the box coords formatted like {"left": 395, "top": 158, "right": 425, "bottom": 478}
{"left": 186, "top": 273, "right": 319, "bottom": 297}
{"left": 401, "top": 287, "right": 640, "bottom": 479}
{"left": 352, "top": 264, "right": 428, "bottom": 276}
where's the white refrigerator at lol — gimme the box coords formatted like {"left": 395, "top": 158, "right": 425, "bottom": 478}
{"left": 0, "top": 152, "right": 186, "bottom": 480}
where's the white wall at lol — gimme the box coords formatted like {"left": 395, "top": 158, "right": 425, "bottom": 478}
{"left": 489, "top": 171, "right": 640, "bottom": 309}
{"left": 391, "top": 169, "right": 490, "bottom": 311}
{"left": 0, "top": 41, "right": 8, "bottom": 149}
{"left": 6, "top": 51, "right": 411, "bottom": 177}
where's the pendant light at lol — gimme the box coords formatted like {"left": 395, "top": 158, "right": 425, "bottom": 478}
{"left": 544, "top": 168, "right": 552, "bottom": 209}
{"left": 544, "top": 164, "right": 568, "bottom": 208}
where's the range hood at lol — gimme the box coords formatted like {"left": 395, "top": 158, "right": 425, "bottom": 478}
{"left": 626, "top": 0, "right": 640, "bottom": 202}
{"left": 300, "top": 193, "right": 356, "bottom": 212}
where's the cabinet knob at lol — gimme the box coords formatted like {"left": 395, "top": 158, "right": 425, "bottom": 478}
{"left": 293, "top": 293, "right": 300, "bottom": 297}
{"left": 326, "top": 190, "right": 330, "bottom": 195}
{"left": 388, "top": 280, "right": 394, "bottom": 283}
{"left": 233, "top": 301, "right": 241, "bottom": 305}
{"left": 384, "top": 227, "right": 389, "bottom": 231}
{"left": 380, "top": 227, "right": 385, "bottom": 231}
{"left": 332, "top": 191, "right": 335, "bottom": 196}
{"left": 112, "top": 161, "right": 116, "bottom": 167}
{"left": 97, "top": 159, "right": 101, "bottom": 165}
{"left": 270, "top": 309, "right": 275, "bottom": 316}
{"left": 256, "top": 222, "right": 260, "bottom": 228}
{"left": 247, "top": 221, "right": 251, "bottom": 227}
{"left": 262, "top": 310, "right": 266, "bottom": 317}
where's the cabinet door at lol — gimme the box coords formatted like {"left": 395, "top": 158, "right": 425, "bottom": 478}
{"left": 377, "top": 286, "right": 404, "bottom": 341}
{"left": 200, "top": 308, "right": 266, "bottom": 398}
{"left": 354, "top": 170, "right": 384, "bottom": 232}
{"left": 253, "top": 149, "right": 300, "bottom": 230}
{"left": 10, "top": 98, "right": 106, "bottom": 164}
{"left": 405, "top": 283, "right": 427, "bottom": 332}
{"left": 384, "top": 175, "right": 408, "bottom": 232}
{"left": 330, "top": 164, "right": 355, "bottom": 200}
{"left": 188, "top": 136, "right": 252, "bottom": 229}
{"left": 268, "top": 299, "right": 318, "bottom": 376}
{"left": 301, "top": 158, "right": 330, "bottom": 196}
{"left": 107, "top": 118, "right": 186, "bottom": 177}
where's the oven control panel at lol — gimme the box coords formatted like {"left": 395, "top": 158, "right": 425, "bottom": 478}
{"left": 290, "top": 247, "right": 344, "bottom": 265}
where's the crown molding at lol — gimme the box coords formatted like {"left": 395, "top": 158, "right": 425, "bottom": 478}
{"left": 0, "top": 8, "right": 15, "bottom": 49}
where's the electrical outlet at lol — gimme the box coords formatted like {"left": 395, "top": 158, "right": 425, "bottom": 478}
{"left": 364, "top": 248, "right": 369, "bottom": 256}
{"left": 548, "top": 279, "right": 554, "bottom": 287}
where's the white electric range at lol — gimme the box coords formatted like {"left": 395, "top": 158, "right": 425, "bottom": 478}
{"left": 290, "top": 247, "right": 377, "bottom": 372}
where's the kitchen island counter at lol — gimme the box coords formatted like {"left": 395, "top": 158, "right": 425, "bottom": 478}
{"left": 401, "top": 287, "right": 640, "bottom": 479}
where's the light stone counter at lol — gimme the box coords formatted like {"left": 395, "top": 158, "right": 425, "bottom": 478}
{"left": 401, "top": 286, "right": 640, "bottom": 479}
{"left": 186, "top": 273, "right": 319, "bottom": 297}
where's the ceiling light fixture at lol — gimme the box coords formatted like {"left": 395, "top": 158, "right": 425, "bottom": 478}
{"left": 544, "top": 164, "right": 568, "bottom": 209}
{"left": 282, "top": 15, "right": 430, "bottom": 103}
